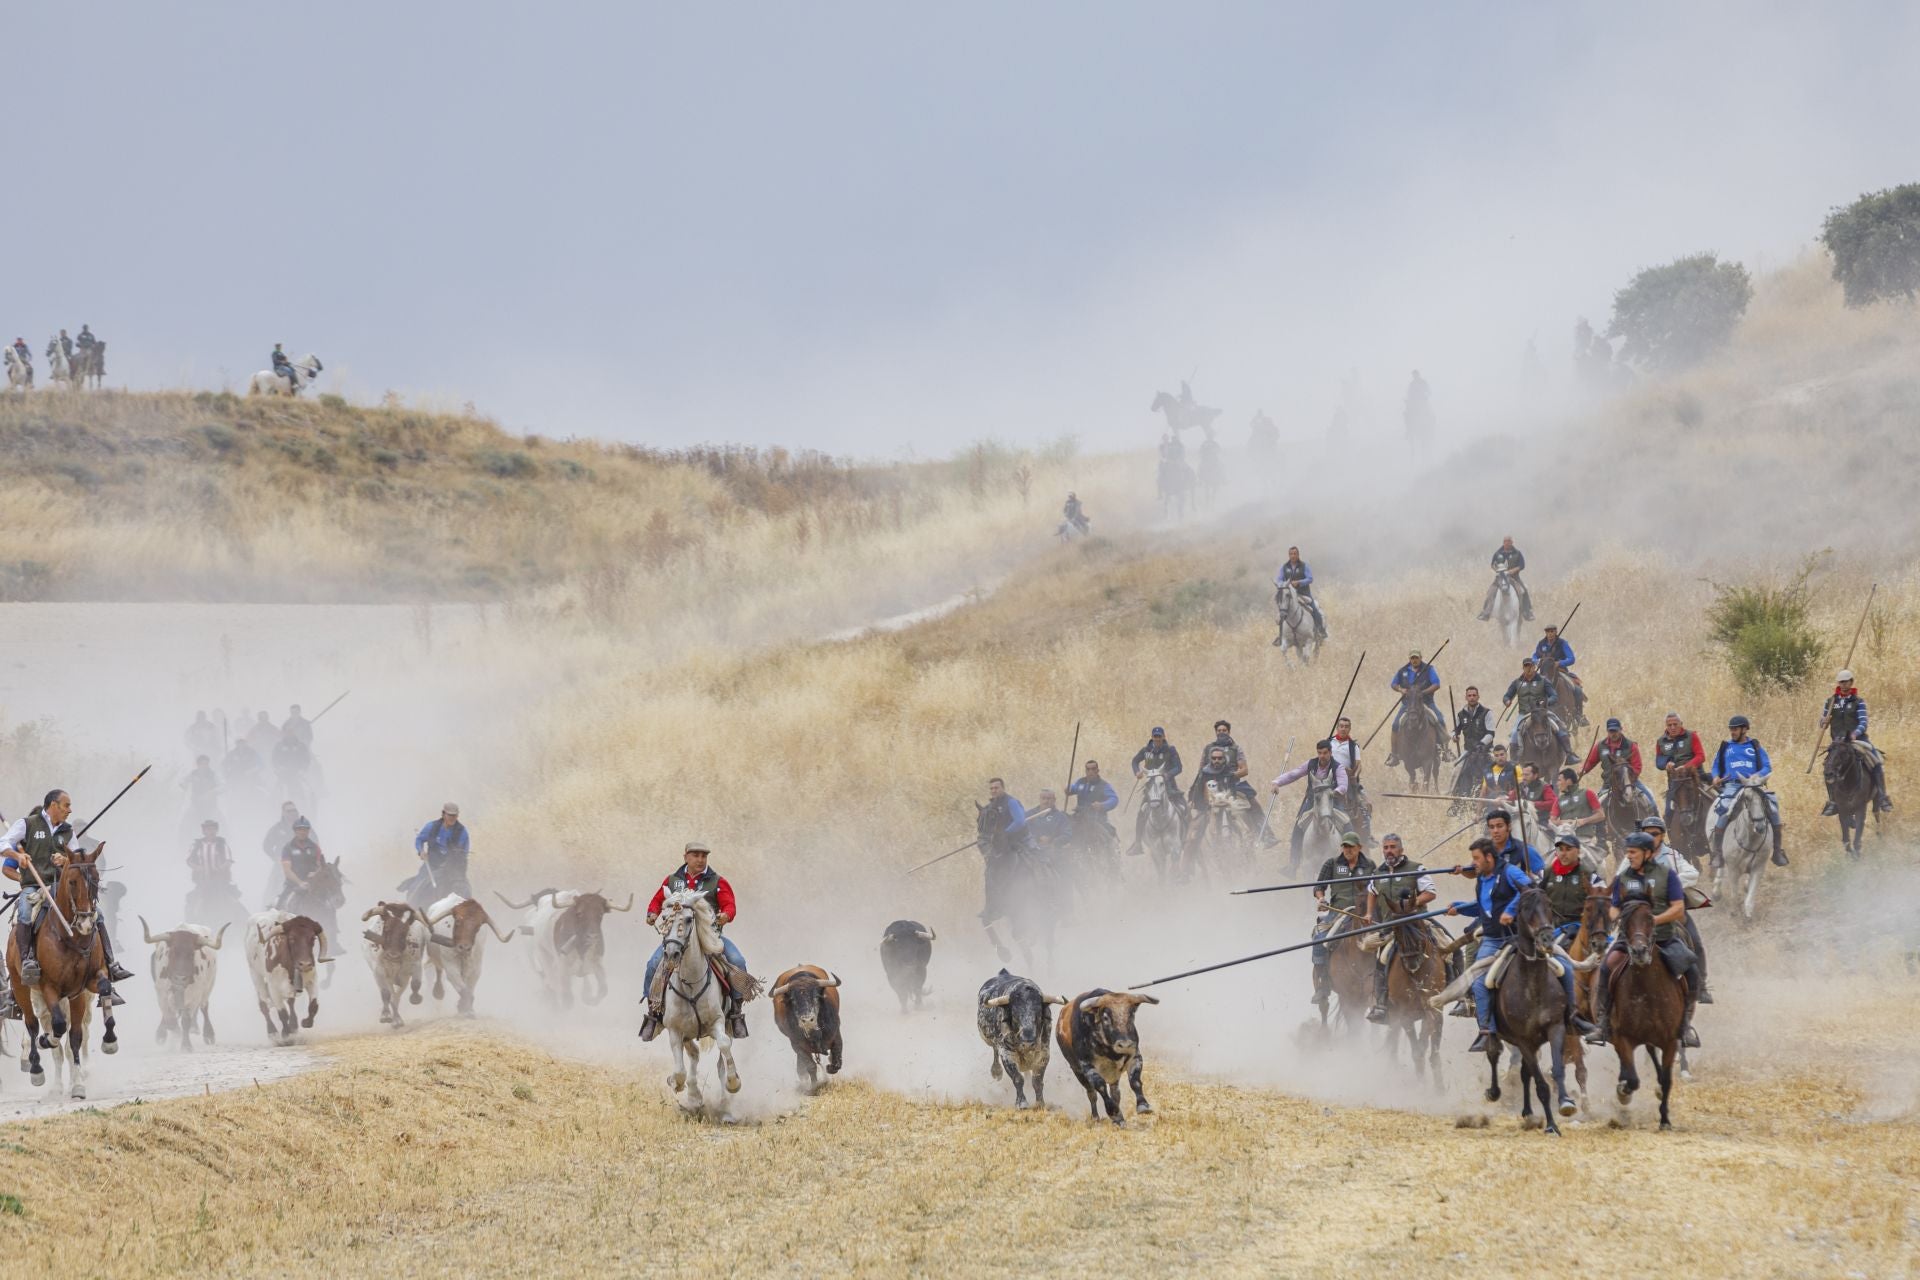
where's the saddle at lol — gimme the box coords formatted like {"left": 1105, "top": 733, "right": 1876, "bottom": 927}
{"left": 1485, "top": 942, "right": 1564, "bottom": 989}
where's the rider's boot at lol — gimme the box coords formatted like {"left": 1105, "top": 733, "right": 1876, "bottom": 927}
{"left": 1583, "top": 967, "right": 1613, "bottom": 1045}
{"left": 1820, "top": 797, "right": 1837, "bottom": 817}
{"left": 1366, "top": 961, "right": 1389, "bottom": 1024}
{"left": 726, "top": 994, "right": 750, "bottom": 1039}
{"left": 14, "top": 918, "right": 41, "bottom": 987}
{"left": 1770, "top": 824, "right": 1788, "bottom": 868}
{"left": 101, "top": 929, "right": 134, "bottom": 984}
{"left": 1679, "top": 997, "right": 1701, "bottom": 1049}
{"left": 1310, "top": 961, "right": 1331, "bottom": 1009}
{"left": 1708, "top": 824, "right": 1727, "bottom": 872}
{"left": 638, "top": 999, "right": 663, "bottom": 1041}
{"left": 1468, "top": 1026, "right": 1493, "bottom": 1053}
{"left": 1874, "top": 765, "right": 1894, "bottom": 813}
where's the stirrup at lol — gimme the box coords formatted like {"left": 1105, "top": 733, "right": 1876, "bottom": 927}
{"left": 1583, "top": 1023, "right": 1611, "bottom": 1046}
{"left": 1681, "top": 1025, "right": 1701, "bottom": 1049}
{"left": 727, "top": 1013, "right": 750, "bottom": 1038}
{"left": 1819, "top": 801, "right": 1837, "bottom": 816}
{"left": 109, "top": 962, "right": 135, "bottom": 983}
{"left": 1365, "top": 1004, "right": 1388, "bottom": 1024}
{"left": 1696, "top": 986, "right": 1714, "bottom": 1005}
{"left": 1468, "top": 1030, "right": 1493, "bottom": 1053}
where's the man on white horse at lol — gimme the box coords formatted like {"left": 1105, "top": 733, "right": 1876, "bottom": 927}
{"left": 1708, "top": 715, "right": 1786, "bottom": 869}
{"left": 1274, "top": 546, "right": 1329, "bottom": 641}
{"left": 1477, "top": 536, "right": 1535, "bottom": 622}
{"left": 271, "top": 344, "right": 294, "bottom": 384}
{"left": 8, "top": 338, "right": 32, "bottom": 387}
{"left": 640, "top": 841, "right": 750, "bottom": 1041}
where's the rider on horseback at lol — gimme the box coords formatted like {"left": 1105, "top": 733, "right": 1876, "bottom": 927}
{"left": 1639, "top": 815, "right": 1712, "bottom": 1004}
{"left": 1517, "top": 763, "right": 1559, "bottom": 827}
{"left": 1062, "top": 492, "right": 1090, "bottom": 536}
{"left": 1540, "top": 832, "right": 1602, "bottom": 949}
{"left": 75, "top": 325, "right": 96, "bottom": 355}
{"left": 1580, "top": 718, "right": 1658, "bottom": 812}
{"left": 1273, "top": 547, "right": 1328, "bottom": 641}
{"left": 1328, "top": 717, "right": 1373, "bottom": 844}
{"left": 55, "top": 329, "right": 73, "bottom": 360}
{"left": 1128, "top": 727, "right": 1186, "bottom": 854}
{"left": 1503, "top": 657, "right": 1575, "bottom": 765}
{"left": 1309, "top": 833, "right": 1374, "bottom": 1011}
{"left": 1476, "top": 536, "right": 1535, "bottom": 622}
{"left": 188, "top": 819, "right": 233, "bottom": 884}
{"left": 9, "top": 338, "right": 32, "bottom": 380}
{"left": 1189, "top": 724, "right": 1277, "bottom": 845}
{"left": 1654, "top": 712, "right": 1706, "bottom": 824}
{"left": 1454, "top": 686, "right": 1494, "bottom": 756}
{"left": 1385, "top": 650, "right": 1443, "bottom": 768}
{"left": 401, "top": 803, "right": 471, "bottom": 904}
{"left": 275, "top": 817, "right": 325, "bottom": 909}
{"left": 1484, "top": 808, "right": 1544, "bottom": 876}
{"left": 1066, "top": 761, "right": 1119, "bottom": 845}
{"left": 1479, "top": 744, "right": 1517, "bottom": 803}
{"left": 1820, "top": 670, "right": 1893, "bottom": 815}
{"left": 1023, "top": 789, "right": 1074, "bottom": 849}
{"left": 1363, "top": 832, "right": 1438, "bottom": 1024}
{"left": 1271, "top": 740, "right": 1350, "bottom": 867}
{"left": 1532, "top": 625, "right": 1586, "bottom": 725}
{"left": 1708, "top": 715, "right": 1787, "bottom": 869}
{"left": 641, "top": 841, "right": 751, "bottom": 1041}
{"left": 1586, "top": 833, "right": 1704, "bottom": 1049}
{"left": 1446, "top": 837, "right": 1593, "bottom": 1053}
{"left": 271, "top": 343, "right": 293, "bottom": 383}
{"left": 3, "top": 790, "right": 134, "bottom": 998}
{"left": 1553, "top": 768, "right": 1606, "bottom": 840}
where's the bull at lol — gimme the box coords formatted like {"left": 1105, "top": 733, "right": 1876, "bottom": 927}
{"left": 360, "top": 901, "right": 430, "bottom": 1029}
{"left": 879, "top": 919, "right": 935, "bottom": 1013}
{"left": 496, "top": 888, "right": 633, "bottom": 1008}
{"left": 1055, "top": 988, "right": 1158, "bottom": 1125}
{"left": 976, "top": 968, "right": 1067, "bottom": 1109}
{"left": 769, "top": 964, "right": 843, "bottom": 1092}
{"left": 244, "top": 910, "right": 330, "bottom": 1045}
{"left": 425, "top": 894, "right": 514, "bottom": 1016}
{"left": 141, "top": 917, "right": 229, "bottom": 1052}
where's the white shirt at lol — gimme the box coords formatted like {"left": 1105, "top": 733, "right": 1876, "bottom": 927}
{"left": 0, "top": 817, "right": 27, "bottom": 854}
{"left": 1653, "top": 844, "right": 1699, "bottom": 890}
{"left": 1328, "top": 737, "right": 1361, "bottom": 774}
{"left": 1369, "top": 859, "right": 1437, "bottom": 899}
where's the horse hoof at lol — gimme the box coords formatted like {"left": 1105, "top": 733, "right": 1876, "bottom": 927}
{"left": 668, "top": 1073, "right": 686, "bottom": 1093}
{"left": 102, "top": 1040, "right": 118, "bottom": 1056}
{"left": 1135, "top": 1100, "right": 1154, "bottom": 1115}
{"left": 1558, "top": 1097, "right": 1576, "bottom": 1118}
{"left": 1543, "top": 1124, "right": 1560, "bottom": 1137}
{"left": 408, "top": 993, "right": 423, "bottom": 1006}
{"left": 1659, "top": 1121, "right": 1673, "bottom": 1132}
{"left": 1520, "top": 1114, "right": 1542, "bottom": 1131}
{"left": 726, "top": 1074, "right": 741, "bottom": 1094}
{"left": 30, "top": 1072, "right": 44, "bottom": 1087}
{"left": 1616, "top": 1085, "right": 1632, "bottom": 1106}
{"left": 70, "top": 1086, "right": 85, "bottom": 1100}
{"left": 1679, "top": 1069, "right": 1693, "bottom": 1083}
{"left": 1484, "top": 1087, "right": 1500, "bottom": 1103}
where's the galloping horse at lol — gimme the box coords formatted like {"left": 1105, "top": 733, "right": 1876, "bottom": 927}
{"left": 1389, "top": 691, "right": 1444, "bottom": 790}
{"left": 1156, "top": 457, "right": 1193, "bottom": 518}
{"left": 1539, "top": 652, "right": 1586, "bottom": 728}
{"left": 1288, "top": 784, "right": 1348, "bottom": 875}
{"left": 75, "top": 341, "right": 106, "bottom": 389}
{"left": 3, "top": 347, "right": 31, "bottom": 392}
{"left": 1513, "top": 709, "right": 1562, "bottom": 782}
{"left": 249, "top": 353, "right": 324, "bottom": 397}
{"left": 1664, "top": 765, "right": 1713, "bottom": 867}
{"left": 1487, "top": 571, "right": 1523, "bottom": 648}
{"left": 1484, "top": 887, "right": 1575, "bottom": 1134}
{"left": 1137, "top": 768, "right": 1185, "bottom": 884}
{"left": 1196, "top": 438, "right": 1223, "bottom": 506}
{"left": 5, "top": 844, "right": 118, "bottom": 1097}
{"left": 1150, "top": 389, "right": 1221, "bottom": 435}
{"left": 1448, "top": 744, "right": 1492, "bottom": 816}
{"left": 1715, "top": 778, "right": 1773, "bottom": 921}
{"left": 978, "top": 802, "right": 1061, "bottom": 967}
{"left": 1598, "top": 756, "right": 1657, "bottom": 869}
{"left": 1377, "top": 909, "right": 1448, "bottom": 1084}
{"left": 1821, "top": 740, "right": 1875, "bottom": 858}
{"left": 1601, "top": 900, "right": 1686, "bottom": 1130}
{"left": 1272, "top": 581, "right": 1318, "bottom": 666}
{"left": 1563, "top": 888, "right": 1614, "bottom": 1107}
{"left": 44, "top": 338, "right": 72, "bottom": 389}
{"left": 653, "top": 889, "right": 741, "bottom": 1113}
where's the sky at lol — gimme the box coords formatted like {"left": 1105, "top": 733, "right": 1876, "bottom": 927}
{"left": 10, "top": 2, "right": 1920, "bottom": 455}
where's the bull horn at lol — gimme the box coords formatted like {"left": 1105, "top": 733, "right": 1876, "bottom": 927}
{"left": 1043, "top": 994, "right": 1069, "bottom": 1006}
{"left": 411, "top": 906, "right": 433, "bottom": 931}
{"left": 494, "top": 891, "right": 535, "bottom": 911}
{"left": 1127, "top": 993, "right": 1161, "bottom": 1006}
{"left": 139, "top": 914, "right": 159, "bottom": 945}
{"left": 824, "top": 972, "right": 842, "bottom": 988}
{"left": 426, "top": 901, "right": 455, "bottom": 927}
{"left": 360, "top": 906, "right": 381, "bottom": 922}
{"left": 917, "top": 928, "right": 936, "bottom": 941}
{"left": 984, "top": 994, "right": 1013, "bottom": 1008}
{"left": 767, "top": 982, "right": 791, "bottom": 999}
{"left": 209, "top": 922, "right": 230, "bottom": 951}
{"left": 606, "top": 893, "right": 635, "bottom": 913}
{"left": 483, "top": 910, "right": 515, "bottom": 944}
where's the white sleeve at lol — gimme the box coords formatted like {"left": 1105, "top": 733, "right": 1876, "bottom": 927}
{"left": 1416, "top": 872, "right": 1437, "bottom": 896}
{"left": 0, "top": 818, "right": 26, "bottom": 853}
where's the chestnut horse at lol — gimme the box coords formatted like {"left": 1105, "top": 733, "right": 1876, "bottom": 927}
{"left": 5, "top": 844, "right": 118, "bottom": 1096}
{"left": 1601, "top": 899, "right": 1685, "bottom": 1130}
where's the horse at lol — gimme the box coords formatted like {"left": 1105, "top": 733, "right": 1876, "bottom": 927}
{"left": 1272, "top": 581, "right": 1319, "bottom": 666}
{"left": 1487, "top": 571, "right": 1523, "bottom": 647}
{"left": 653, "top": 888, "right": 741, "bottom": 1113}
{"left": 1323, "top": 913, "right": 1373, "bottom": 1033}
{"left": 1713, "top": 778, "right": 1773, "bottom": 921}
{"left": 1377, "top": 909, "right": 1448, "bottom": 1085}
{"left": 1821, "top": 740, "right": 1875, "bottom": 858}
{"left": 1664, "top": 766, "right": 1714, "bottom": 868}
{"left": 44, "top": 338, "right": 72, "bottom": 389}
{"left": 1150, "top": 389, "right": 1222, "bottom": 435}
{"left": 1156, "top": 457, "right": 1193, "bottom": 519}
{"left": 75, "top": 341, "right": 106, "bottom": 389}
{"left": 1388, "top": 692, "right": 1444, "bottom": 790}
{"left": 1484, "top": 887, "right": 1575, "bottom": 1134}
{"left": 1288, "top": 784, "right": 1347, "bottom": 875}
{"left": 1598, "top": 757, "right": 1658, "bottom": 869}
{"left": 1563, "top": 888, "right": 1615, "bottom": 1107}
{"left": 3, "top": 347, "right": 31, "bottom": 392}
{"left": 1137, "top": 768, "right": 1185, "bottom": 885}
{"left": 4, "top": 844, "right": 117, "bottom": 1097}
{"left": 1538, "top": 654, "right": 1587, "bottom": 729}
{"left": 1196, "top": 438, "right": 1223, "bottom": 506}
{"left": 1188, "top": 779, "right": 1259, "bottom": 881}
{"left": 1602, "top": 899, "right": 1686, "bottom": 1130}
{"left": 1447, "top": 746, "right": 1492, "bottom": 817}
{"left": 977, "top": 803, "right": 1061, "bottom": 967}
{"left": 248, "top": 353, "right": 324, "bottom": 397}
{"left": 1513, "top": 708, "right": 1563, "bottom": 782}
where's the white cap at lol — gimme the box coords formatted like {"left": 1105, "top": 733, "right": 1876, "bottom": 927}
{"left": 1836, "top": 669, "right": 1853, "bottom": 684}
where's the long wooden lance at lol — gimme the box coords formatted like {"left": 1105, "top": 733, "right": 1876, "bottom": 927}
{"left": 1129, "top": 907, "right": 1453, "bottom": 990}
{"left": 1363, "top": 638, "right": 1450, "bottom": 750}
{"left": 1809, "top": 583, "right": 1877, "bottom": 773}
{"left": 1251, "top": 735, "right": 1295, "bottom": 848}
{"left": 1324, "top": 651, "right": 1368, "bottom": 743}
{"left": 1497, "top": 602, "right": 1580, "bottom": 728}
{"left": 309, "top": 690, "right": 351, "bottom": 725}
{"left": 1064, "top": 721, "right": 1081, "bottom": 796}
{"left": 904, "top": 839, "right": 979, "bottom": 876}
{"left": 1232, "top": 865, "right": 1467, "bottom": 895}
{"left": 73, "top": 765, "right": 151, "bottom": 842}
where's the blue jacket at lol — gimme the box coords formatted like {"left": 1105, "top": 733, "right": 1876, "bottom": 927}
{"left": 1275, "top": 560, "right": 1313, "bottom": 590}
{"left": 1712, "top": 739, "right": 1771, "bottom": 782}
{"left": 414, "top": 818, "right": 471, "bottom": 858}
{"left": 1392, "top": 663, "right": 1440, "bottom": 695}
{"left": 1452, "top": 864, "right": 1533, "bottom": 940}
{"left": 1130, "top": 742, "right": 1183, "bottom": 778}
{"left": 996, "top": 796, "right": 1029, "bottom": 834}
{"left": 1024, "top": 807, "right": 1073, "bottom": 845}
{"left": 1532, "top": 636, "right": 1575, "bottom": 669}
{"left": 1491, "top": 837, "right": 1544, "bottom": 877}
{"left": 1067, "top": 778, "right": 1118, "bottom": 813}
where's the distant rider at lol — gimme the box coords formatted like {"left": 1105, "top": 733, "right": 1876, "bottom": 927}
{"left": 1707, "top": 715, "right": 1787, "bottom": 868}
{"left": 1385, "top": 649, "right": 1443, "bottom": 767}
{"left": 1128, "top": 727, "right": 1186, "bottom": 855}
{"left": 1477, "top": 535, "right": 1534, "bottom": 622}
{"left": 402, "top": 803, "right": 471, "bottom": 903}
{"left": 1065, "top": 760, "right": 1119, "bottom": 845}
{"left": 1273, "top": 546, "right": 1329, "bottom": 641}
{"left": 1502, "top": 656, "right": 1574, "bottom": 764}
{"left": 1531, "top": 624, "right": 1585, "bottom": 724}
{"left": 1061, "top": 492, "right": 1090, "bottom": 536}
{"left": 1820, "top": 669, "right": 1892, "bottom": 814}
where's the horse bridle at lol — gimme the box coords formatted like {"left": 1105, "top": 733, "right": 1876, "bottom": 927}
{"left": 660, "top": 907, "right": 714, "bottom": 1004}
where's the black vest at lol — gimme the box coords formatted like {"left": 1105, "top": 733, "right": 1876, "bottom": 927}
{"left": 18, "top": 808, "right": 68, "bottom": 882}
{"left": 667, "top": 866, "right": 722, "bottom": 915}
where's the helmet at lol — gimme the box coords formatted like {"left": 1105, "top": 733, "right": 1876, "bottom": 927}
{"left": 1624, "top": 833, "right": 1655, "bottom": 851}
{"left": 293, "top": 816, "right": 312, "bottom": 832}
{"left": 1638, "top": 814, "right": 1667, "bottom": 831}
{"left": 1728, "top": 714, "right": 1750, "bottom": 729}
{"left": 1837, "top": 669, "right": 1854, "bottom": 684}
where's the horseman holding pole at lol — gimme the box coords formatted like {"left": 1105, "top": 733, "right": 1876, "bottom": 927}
{"left": 1362, "top": 832, "right": 1440, "bottom": 1024}
{"left": 1308, "top": 833, "right": 1374, "bottom": 1012}
{"left": 1819, "top": 669, "right": 1892, "bottom": 816}
{"left": 1445, "top": 837, "right": 1593, "bottom": 1053}
{"left": 4, "top": 789, "right": 134, "bottom": 1002}
{"left": 1271, "top": 740, "right": 1350, "bottom": 869}
{"left": 1502, "top": 656, "right": 1575, "bottom": 765}
{"left": 1384, "top": 650, "right": 1444, "bottom": 768}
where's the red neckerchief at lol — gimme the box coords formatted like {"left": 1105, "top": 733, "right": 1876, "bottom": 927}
{"left": 1551, "top": 853, "right": 1579, "bottom": 876}
{"left": 1836, "top": 684, "right": 1855, "bottom": 698}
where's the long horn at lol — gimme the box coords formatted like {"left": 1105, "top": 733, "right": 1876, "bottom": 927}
{"left": 606, "top": 893, "right": 635, "bottom": 913}
{"left": 361, "top": 906, "right": 381, "bottom": 922}
{"left": 1043, "top": 994, "right": 1069, "bottom": 1006}
{"left": 139, "top": 914, "right": 159, "bottom": 945}
{"left": 917, "top": 928, "right": 936, "bottom": 941}
{"left": 411, "top": 906, "right": 433, "bottom": 931}
{"left": 210, "top": 922, "right": 230, "bottom": 951}
{"left": 983, "top": 994, "right": 1012, "bottom": 1007}
{"left": 494, "top": 891, "right": 535, "bottom": 910}
{"left": 426, "top": 901, "right": 455, "bottom": 927}
{"left": 767, "top": 982, "right": 791, "bottom": 999}
{"left": 483, "top": 910, "right": 515, "bottom": 944}
{"left": 824, "top": 972, "right": 843, "bottom": 988}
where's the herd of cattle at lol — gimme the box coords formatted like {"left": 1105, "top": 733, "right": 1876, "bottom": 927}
{"left": 133, "top": 902, "right": 1159, "bottom": 1125}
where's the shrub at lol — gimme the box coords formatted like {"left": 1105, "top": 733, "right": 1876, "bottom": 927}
{"left": 476, "top": 449, "right": 537, "bottom": 479}
{"left": 1821, "top": 183, "right": 1920, "bottom": 307}
{"left": 1707, "top": 558, "right": 1827, "bottom": 694}
{"left": 318, "top": 394, "right": 349, "bottom": 411}
{"left": 202, "top": 423, "right": 240, "bottom": 453}
{"left": 1608, "top": 253, "right": 1753, "bottom": 372}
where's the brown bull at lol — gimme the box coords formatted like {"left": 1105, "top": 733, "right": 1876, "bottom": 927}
{"left": 1055, "top": 988, "right": 1157, "bottom": 1125}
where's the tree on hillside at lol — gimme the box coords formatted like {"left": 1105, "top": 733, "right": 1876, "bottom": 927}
{"left": 1606, "top": 253, "right": 1753, "bottom": 373}
{"left": 1821, "top": 183, "right": 1920, "bottom": 307}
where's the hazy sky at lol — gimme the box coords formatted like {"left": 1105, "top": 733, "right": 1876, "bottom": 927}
{"left": 13, "top": 3, "right": 1918, "bottom": 453}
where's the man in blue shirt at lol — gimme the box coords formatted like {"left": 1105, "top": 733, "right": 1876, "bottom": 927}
{"left": 984, "top": 777, "right": 1028, "bottom": 837}
{"left": 1446, "top": 837, "right": 1593, "bottom": 1052}
{"left": 1273, "top": 546, "right": 1328, "bottom": 641}
{"left": 1066, "top": 761, "right": 1120, "bottom": 847}
{"left": 1484, "top": 808, "right": 1545, "bottom": 877}
{"left": 1021, "top": 788, "right": 1075, "bottom": 851}
{"left": 401, "top": 802, "right": 472, "bottom": 906}
{"left": 1386, "top": 649, "right": 1444, "bottom": 768}
{"left": 1532, "top": 624, "right": 1587, "bottom": 727}
{"left": 1708, "top": 715, "right": 1786, "bottom": 868}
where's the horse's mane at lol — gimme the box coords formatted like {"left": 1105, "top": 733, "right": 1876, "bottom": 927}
{"left": 661, "top": 889, "right": 722, "bottom": 956}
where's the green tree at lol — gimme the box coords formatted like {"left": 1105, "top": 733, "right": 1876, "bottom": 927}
{"left": 1821, "top": 183, "right": 1920, "bottom": 307}
{"left": 1606, "top": 253, "right": 1753, "bottom": 373}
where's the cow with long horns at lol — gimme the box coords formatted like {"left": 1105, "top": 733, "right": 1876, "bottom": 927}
{"left": 769, "top": 964, "right": 843, "bottom": 1091}
{"left": 143, "top": 917, "right": 228, "bottom": 1051}
{"left": 879, "top": 919, "right": 935, "bottom": 1013}
{"left": 245, "top": 910, "right": 330, "bottom": 1044}
{"left": 976, "top": 968, "right": 1068, "bottom": 1109}
{"left": 360, "top": 900, "right": 431, "bottom": 1028}
{"left": 1056, "top": 989, "right": 1159, "bottom": 1125}
{"left": 424, "top": 894, "right": 514, "bottom": 1016}
{"left": 496, "top": 888, "right": 634, "bottom": 1008}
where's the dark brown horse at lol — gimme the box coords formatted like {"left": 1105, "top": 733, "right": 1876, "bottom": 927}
{"left": 1485, "top": 887, "right": 1574, "bottom": 1134}
{"left": 1601, "top": 899, "right": 1685, "bottom": 1130}
{"left": 1821, "top": 740, "right": 1875, "bottom": 858}
{"left": 4, "top": 844, "right": 118, "bottom": 1096}
{"left": 1663, "top": 765, "right": 1713, "bottom": 867}
{"left": 1563, "top": 888, "right": 1614, "bottom": 1106}
{"left": 1378, "top": 911, "right": 1447, "bottom": 1085}
{"left": 1598, "top": 756, "right": 1657, "bottom": 870}
{"left": 1388, "top": 691, "right": 1444, "bottom": 790}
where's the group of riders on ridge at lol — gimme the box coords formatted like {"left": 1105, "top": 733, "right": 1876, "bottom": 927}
{"left": 3, "top": 327, "right": 103, "bottom": 388}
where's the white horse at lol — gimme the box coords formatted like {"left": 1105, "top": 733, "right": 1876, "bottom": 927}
{"left": 1488, "top": 571, "right": 1523, "bottom": 648}
{"left": 1714, "top": 778, "right": 1774, "bottom": 921}
{"left": 44, "top": 338, "right": 72, "bottom": 389}
{"left": 1273, "top": 581, "right": 1319, "bottom": 666}
{"left": 3, "top": 347, "right": 31, "bottom": 391}
{"left": 654, "top": 889, "right": 740, "bottom": 1114}
{"left": 248, "top": 353, "right": 324, "bottom": 397}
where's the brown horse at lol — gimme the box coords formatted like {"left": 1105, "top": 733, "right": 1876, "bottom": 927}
{"left": 1378, "top": 912, "right": 1448, "bottom": 1085}
{"left": 5, "top": 844, "right": 118, "bottom": 1096}
{"left": 1664, "top": 765, "right": 1713, "bottom": 867}
{"left": 1323, "top": 910, "right": 1374, "bottom": 1032}
{"left": 1598, "top": 756, "right": 1657, "bottom": 869}
{"left": 1562, "top": 888, "right": 1614, "bottom": 1106}
{"left": 1602, "top": 900, "right": 1685, "bottom": 1130}
{"left": 1485, "top": 887, "right": 1574, "bottom": 1134}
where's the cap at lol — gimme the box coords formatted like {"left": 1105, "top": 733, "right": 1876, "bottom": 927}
{"left": 1151, "top": 726, "right": 1165, "bottom": 736}
{"left": 1837, "top": 669, "right": 1854, "bottom": 683}
{"left": 1605, "top": 717, "right": 1622, "bottom": 731}
{"left": 442, "top": 802, "right": 460, "bottom": 817}
{"left": 1553, "top": 832, "right": 1579, "bottom": 848}
{"left": 1408, "top": 650, "right": 1423, "bottom": 660}
{"left": 1339, "top": 831, "right": 1362, "bottom": 847}
{"left": 683, "top": 839, "right": 710, "bottom": 855}
{"left": 1639, "top": 814, "right": 1667, "bottom": 831}
{"left": 1522, "top": 655, "right": 1538, "bottom": 665}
